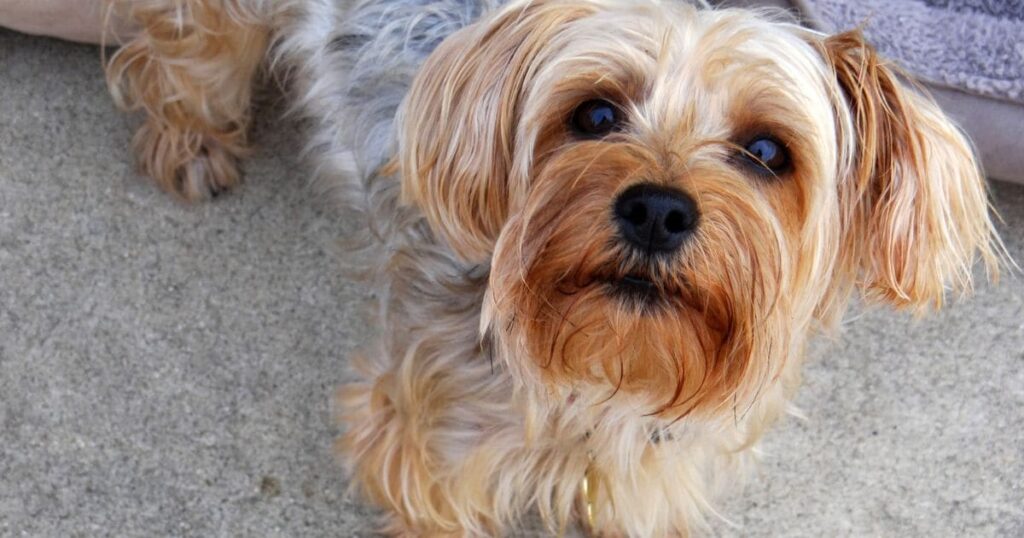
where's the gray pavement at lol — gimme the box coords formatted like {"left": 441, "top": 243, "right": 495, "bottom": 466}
{"left": 1, "top": 30, "right": 1022, "bottom": 537}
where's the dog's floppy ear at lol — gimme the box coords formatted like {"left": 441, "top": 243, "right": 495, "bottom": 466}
{"left": 397, "top": 1, "right": 591, "bottom": 262}
{"left": 824, "top": 31, "right": 998, "bottom": 312}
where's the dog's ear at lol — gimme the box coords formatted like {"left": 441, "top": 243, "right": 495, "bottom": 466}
{"left": 397, "top": 2, "right": 590, "bottom": 262}
{"left": 824, "top": 31, "right": 998, "bottom": 312}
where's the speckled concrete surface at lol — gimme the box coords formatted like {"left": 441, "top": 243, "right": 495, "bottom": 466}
{"left": 1, "top": 29, "right": 1022, "bottom": 537}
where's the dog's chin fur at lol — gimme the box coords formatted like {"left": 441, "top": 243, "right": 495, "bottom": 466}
{"left": 109, "top": 0, "right": 1001, "bottom": 535}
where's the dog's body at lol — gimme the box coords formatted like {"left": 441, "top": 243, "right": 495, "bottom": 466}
{"left": 106, "top": 0, "right": 1000, "bottom": 535}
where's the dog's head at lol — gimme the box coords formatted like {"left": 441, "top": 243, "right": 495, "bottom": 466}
{"left": 397, "top": 0, "right": 998, "bottom": 417}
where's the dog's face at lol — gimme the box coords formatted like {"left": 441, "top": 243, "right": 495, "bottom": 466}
{"left": 398, "top": 0, "right": 996, "bottom": 417}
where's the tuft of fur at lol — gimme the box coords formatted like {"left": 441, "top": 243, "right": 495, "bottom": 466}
{"left": 821, "top": 30, "right": 1001, "bottom": 313}
{"left": 106, "top": 0, "right": 272, "bottom": 200}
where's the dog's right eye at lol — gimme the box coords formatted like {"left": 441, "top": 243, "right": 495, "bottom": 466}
{"left": 570, "top": 99, "right": 623, "bottom": 138}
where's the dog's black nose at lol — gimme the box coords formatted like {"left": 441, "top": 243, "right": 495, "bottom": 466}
{"left": 614, "top": 183, "right": 698, "bottom": 253}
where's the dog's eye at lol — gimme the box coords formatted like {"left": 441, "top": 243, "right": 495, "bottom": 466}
{"left": 742, "top": 136, "right": 790, "bottom": 174}
{"left": 570, "top": 99, "right": 622, "bottom": 138}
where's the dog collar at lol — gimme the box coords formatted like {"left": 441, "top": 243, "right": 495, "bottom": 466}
{"left": 579, "top": 449, "right": 601, "bottom": 532}
{"left": 576, "top": 426, "right": 675, "bottom": 533}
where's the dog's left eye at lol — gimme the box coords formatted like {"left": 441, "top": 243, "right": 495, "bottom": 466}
{"left": 742, "top": 136, "right": 790, "bottom": 175}
{"left": 570, "top": 99, "right": 623, "bottom": 138}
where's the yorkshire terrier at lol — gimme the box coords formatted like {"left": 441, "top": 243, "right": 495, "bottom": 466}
{"left": 105, "top": 0, "right": 1000, "bottom": 535}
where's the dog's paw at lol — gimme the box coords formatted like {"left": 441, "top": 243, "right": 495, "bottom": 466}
{"left": 134, "top": 123, "right": 243, "bottom": 202}
{"left": 170, "top": 141, "right": 242, "bottom": 201}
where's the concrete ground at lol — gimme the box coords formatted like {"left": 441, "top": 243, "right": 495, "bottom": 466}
{"left": 1, "top": 29, "right": 1022, "bottom": 537}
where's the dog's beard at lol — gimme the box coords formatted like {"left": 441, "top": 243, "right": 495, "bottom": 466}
{"left": 486, "top": 143, "right": 794, "bottom": 419}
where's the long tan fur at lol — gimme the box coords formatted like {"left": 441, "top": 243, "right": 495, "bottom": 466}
{"left": 822, "top": 31, "right": 999, "bottom": 312}
{"left": 105, "top": 0, "right": 269, "bottom": 201}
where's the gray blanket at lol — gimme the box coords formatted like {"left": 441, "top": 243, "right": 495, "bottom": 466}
{"left": 795, "top": 0, "right": 1024, "bottom": 104}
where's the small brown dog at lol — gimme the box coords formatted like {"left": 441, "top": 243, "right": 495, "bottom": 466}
{"left": 105, "top": 0, "right": 1001, "bottom": 535}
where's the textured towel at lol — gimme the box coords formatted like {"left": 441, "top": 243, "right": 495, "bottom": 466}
{"left": 795, "top": 0, "right": 1024, "bottom": 104}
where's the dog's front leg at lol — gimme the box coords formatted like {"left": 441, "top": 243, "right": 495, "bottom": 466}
{"left": 106, "top": 0, "right": 269, "bottom": 201}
